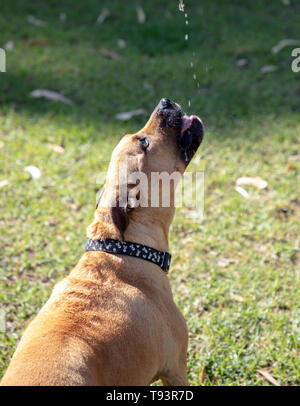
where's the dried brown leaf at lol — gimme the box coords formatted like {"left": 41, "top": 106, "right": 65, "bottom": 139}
{"left": 24, "top": 165, "right": 41, "bottom": 179}
{"left": 0, "top": 179, "right": 9, "bottom": 188}
{"left": 136, "top": 6, "right": 146, "bottom": 24}
{"left": 260, "top": 65, "right": 278, "bottom": 74}
{"left": 271, "top": 39, "right": 300, "bottom": 54}
{"left": 30, "top": 89, "right": 73, "bottom": 105}
{"left": 3, "top": 41, "right": 14, "bottom": 51}
{"left": 48, "top": 144, "right": 65, "bottom": 154}
{"left": 27, "top": 15, "right": 46, "bottom": 27}
{"left": 235, "top": 185, "right": 250, "bottom": 199}
{"left": 200, "top": 366, "right": 206, "bottom": 384}
{"left": 97, "top": 8, "right": 110, "bottom": 24}
{"left": 115, "top": 109, "right": 146, "bottom": 121}
{"left": 23, "top": 38, "right": 48, "bottom": 46}
{"left": 257, "top": 369, "right": 280, "bottom": 386}
{"left": 234, "top": 46, "right": 252, "bottom": 56}
{"left": 288, "top": 154, "right": 300, "bottom": 162}
{"left": 101, "top": 48, "right": 122, "bottom": 60}
{"left": 236, "top": 58, "right": 249, "bottom": 68}
{"left": 117, "top": 39, "right": 126, "bottom": 49}
{"left": 236, "top": 176, "right": 268, "bottom": 189}
{"left": 230, "top": 293, "right": 245, "bottom": 302}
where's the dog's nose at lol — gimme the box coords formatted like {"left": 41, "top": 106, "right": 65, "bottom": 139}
{"left": 159, "top": 98, "right": 174, "bottom": 110}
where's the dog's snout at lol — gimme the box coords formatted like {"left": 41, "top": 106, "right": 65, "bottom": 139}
{"left": 160, "top": 98, "right": 174, "bottom": 110}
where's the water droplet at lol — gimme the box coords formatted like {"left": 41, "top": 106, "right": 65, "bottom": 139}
{"left": 190, "top": 62, "right": 194, "bottom": 68}
{"left": 185, "top": 34, "right": 188, "bottom": 40}
{"left": 188, "top": 100, "right": 191, "bottom": 107}
{"left": 185, "top": 20, "right": 189, "bottom": 25}
{"left": 179, "top": 0, "right": 185, "bottom": 12}
{"left": 193, "top": 74, "right": 197, "bottom": 80}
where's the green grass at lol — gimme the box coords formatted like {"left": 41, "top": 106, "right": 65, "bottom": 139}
{"left": 0, "top": 0, "right": 299, "bottom": 385}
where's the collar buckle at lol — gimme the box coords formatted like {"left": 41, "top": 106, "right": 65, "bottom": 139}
{"left": 161, "top": 252, "right": 171, "bottom": 272}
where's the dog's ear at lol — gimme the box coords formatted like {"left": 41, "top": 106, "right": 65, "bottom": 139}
{"left": 109, "top": 182, "right": 142, "bottom": 240}
{"left": 110, "top": 205, "right": 129, "bottom": 241}
{"left": 96, "top": 186, "right": 105, "bottom": 209}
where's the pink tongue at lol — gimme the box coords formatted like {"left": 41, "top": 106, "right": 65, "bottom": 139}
{"left": 181, "top": 115, "right": 195, "bottom": 136}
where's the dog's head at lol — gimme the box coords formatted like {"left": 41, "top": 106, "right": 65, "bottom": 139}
{"left": 95, "top": 98, "right": 204, "bottom": 239}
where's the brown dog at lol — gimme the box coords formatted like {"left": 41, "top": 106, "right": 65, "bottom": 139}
{"left": 1, "top": 99, "right": 204, "bottom": 386}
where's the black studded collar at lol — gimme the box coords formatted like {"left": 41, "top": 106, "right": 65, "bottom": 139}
{"left": 85, "top": 238, "right": 171, "bottom": 273}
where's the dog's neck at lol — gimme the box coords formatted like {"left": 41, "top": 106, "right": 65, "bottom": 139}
{"left": 86, "top": 207, "right": 174, "bottom": 252}
{"left": 125, "top": 208, "right": 174, "bottom": 252}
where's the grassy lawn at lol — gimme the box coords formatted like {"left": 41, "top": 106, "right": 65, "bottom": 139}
{"left": 0, "top": 0, "right": 299, "bottom": 385}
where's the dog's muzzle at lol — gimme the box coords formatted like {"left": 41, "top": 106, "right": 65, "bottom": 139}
{"left": 158, "top": 98, "right": 204, "bottom": 164}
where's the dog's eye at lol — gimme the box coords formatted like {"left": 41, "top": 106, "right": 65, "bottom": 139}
{"left": 139, "top": 136, "right": 150, "bottom": 152}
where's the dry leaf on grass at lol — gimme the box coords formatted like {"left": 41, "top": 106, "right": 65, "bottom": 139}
{"left": 115, "top": 109, "right": 146, "bottom": 121}
{"left": 24, "top": 166, "right": 41, "bottom": 179}
{"left": 257, "top": 369, "right": 280, "bottom": 386}
{"left": 136, "top": 6, "right": 146, "bottom": 24}
{"left": 97, "top": 8, "right": 110, "bottom": 24}
{"left": 200, "top": 366, "right": 206, "bottom": 384}
{"left": 59, "top": 12, "right": 67, "bottom": 22}
{"left": 286, "top": 162, "right": 295, "bottom": 171}
{"left": 230, "top": 293, "right": 245, "bottom": 302}
{"left": 217, "top": 258, "right": 236, "bottom": 268}
{"left": 234, "top": 46, "right": 252, "bottom": 56}
{"left": 260, "top": 65, "right": 278, "bottom": 74}
{"left": 0, "top": 179, "right": 9, "bottom": 188}
{"left": 236, "top": 176, "right": 268, "bottom": 189}
{"left": 271, "top": 39, "right": 300, "bottom": 54}
{"left": 235, "top": 185, "right": 250, "bottom": 199}
{"left": 288, "top": 154, "right": 300, "bottom": 162}
{"left": 117, "top": 39, "right": 126, "bottom": 49}
{"left": 23, "top": 38, "right": 48, "bottom": 46}
{"left": 30, "top": 89, "right": 73, "bottom": 105}
{"left": 236, "top": 58, "right": 249, "bottom": 68}
{"left": 48, "top": 144, "right": 65, "bottom": 154}
{"left": 101, "top": 48, "right": 122, "bottom": 60}
{"left": 27, "top": 15, "right": 46, "bottom": 27}
{"left": 3, "top": 41, "right": 14, "bottom": 51}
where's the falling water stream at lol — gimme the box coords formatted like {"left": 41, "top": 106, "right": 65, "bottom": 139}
{"left": 179, "top": 1, "right": 200, "bottom": 109}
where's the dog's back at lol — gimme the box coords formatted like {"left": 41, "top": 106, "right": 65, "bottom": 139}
{"left": 1, "top": 251, "right": 187, "bottom": 386}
